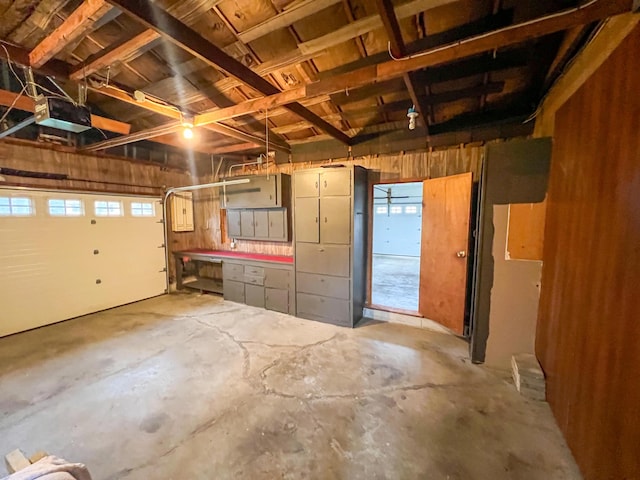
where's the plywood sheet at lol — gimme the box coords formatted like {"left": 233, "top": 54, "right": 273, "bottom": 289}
{"left": 507, "top": 201, "right": 546, "bottom": 261}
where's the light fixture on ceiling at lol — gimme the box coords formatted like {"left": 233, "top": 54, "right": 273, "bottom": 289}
{"left": 407, "top": 106, "right": 419, "bottom": 131}
{"left": 182, "top": 116, "right": 194, "bottom": 140}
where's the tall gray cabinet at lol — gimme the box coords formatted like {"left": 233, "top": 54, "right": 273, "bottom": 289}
{"left": 293, "top": 166, "right": 368, "bottom": 327}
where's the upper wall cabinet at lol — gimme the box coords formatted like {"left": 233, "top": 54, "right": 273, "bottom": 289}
{"left": 294, "top": 169, "right": 351, "bottom": 198}
{"left": 171, "top": 192, "right": 194, "bottom": 232}
{"left": 223, "top": 173, "right": 290, "bottom": 209}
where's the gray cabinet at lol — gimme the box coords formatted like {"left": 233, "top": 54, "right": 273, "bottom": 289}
{"left": 240, "top": 210, "right": 255, "bottom": 237}
{"left": 227, "top": 210, "right": 242, "bottom": 238}
{"left": 320, "top": 197, "right": 351, "bottom": 244}
{"left": 268, "top": 210, "right": 286, "bottom": 240}
{"left": 226, "top": 208, "right": 289, "bottom": 242}
{"left": 293, "top": 166, "right": 368, "bottom": 327}
{"left": 224, "top": 174, "right": 289, "bottom": 209}
{"left": 294, "top": 198, "right": 319, "bottom": 243}
{"left": 253, "top": 210, "right": 269, "bottom": 238}
{"left": 222, "top": 260, "right": 295, "bottom": 315}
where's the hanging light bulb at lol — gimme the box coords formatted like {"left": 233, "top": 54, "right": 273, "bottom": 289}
{"left": 407, "top": 105, "right": 419, "bottom": 131}
{"left": 181, "top": 116, "right": 194, "bottom": 140}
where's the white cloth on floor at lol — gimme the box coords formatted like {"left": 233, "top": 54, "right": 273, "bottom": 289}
{"left": 2, "top": 456, "right": 91, "bottom": 480}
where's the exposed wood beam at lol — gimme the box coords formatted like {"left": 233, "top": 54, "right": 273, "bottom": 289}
{"left": 273, "top": 82, "right": 506, "bottom": 135}
{"left": 29, "top": 0, "right": 113, "bottom": 68}
{"left": 0, "top": 40, "right": 69, "bottom": 78}
{"left": 81, "top": 122, "right": 181, "bottom": 151}
{"left": 70, "top": 29, "right": 161, "bottom": 80}
{"left": 105, "top": 0, "right": 351, "bottom": 145}
{"left": 298, "top": 0, "right": 458, "bottom": 56}
{"left": 375, "top": 0, "right": 429, "bottom": 130}
{"left": 207, "top": 142, "right": 260, "bottom": 154}
{"left": 194, "top": 0, "right": 632, "bottom": 127}
{"left": 0, "top": 116, "right": 36, "bottom": 139}
{"left": 0, "top": 88, "right": 131, "bottom": 134}
{"left": 238, "top": 0, "right": 341, "bottom": 44}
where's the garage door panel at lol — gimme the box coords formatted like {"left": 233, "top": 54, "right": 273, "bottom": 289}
{"left": 0, "top": 189, "right": 166, "bottom": 337}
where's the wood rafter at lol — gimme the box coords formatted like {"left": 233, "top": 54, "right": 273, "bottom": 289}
{"left": 0, "top": 88, "right": 130, "bottom": 134}
{"left": 29, "top": 0, "right": 112, "bottom": 68}
{"left": 375, "top": 0, "right": 430, "bottom": 131}
{"left": 70, "top": 29, "right": 161, "bottom": 81}
{"left": 105, "top": 0, "right": 351, "bottom": 145}
{"left": 80, "top": 122, "right": 181, "bottom": 151}
{"left": 194, "top": 0, "right": 632, "bottom": 127}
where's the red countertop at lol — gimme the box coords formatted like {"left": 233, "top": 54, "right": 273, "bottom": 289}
{"left": 175, "top": 249, "right": 294, "bottom": 265}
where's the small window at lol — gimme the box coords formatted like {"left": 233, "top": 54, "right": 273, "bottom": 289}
{"left": 390, "top": 206, "right": 402, "bottom": 214}
{"left": 131, "top": 201, "right": 155, "bottom": 217}
{"left": 405, "top": 205, "right": 418, "bottom": 214}
{"left": 375, "top": 206, "right": 388, "bottom": 214}
{"left": 0, "top": 197, "right": 34, "bottom": 216}
{"left": 48, "top": 198, "right": 83, "bottom": 216}
{"left": 95, "top": 200, "right": 123, "bottom": 217}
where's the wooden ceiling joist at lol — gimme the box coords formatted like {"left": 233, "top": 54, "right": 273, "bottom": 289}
{"left": 81, "top": 122, "right": 181, "bottom": 151}
{"left": 207, "top": 142, "right": 260, "bottom": 154}
{"left": 70, "top": 29, "right": 161, "bottom": 81}
{"left": 237, "top": 0, "right": 342, "bottom": 44}
{"left": 105, "top": 0, "right": 351, "bottom": 145}
{"left": 194, "top": 0, "right": 632, "bottom": 127}
{"left": 0, "top": 88, "right": 130, "bottom": 135}
{"left": 273, "top": 82, "right": 506, "bottom": 135}
{"left": 375, "top": 0, "right": 430, "bottom": 131}
{"left": 29, "top": 0, "right": 113, "bottom": 68}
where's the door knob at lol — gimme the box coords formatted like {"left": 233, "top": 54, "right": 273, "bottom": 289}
{"left": 456, "top": 251, "right": 467, "bottom": 258}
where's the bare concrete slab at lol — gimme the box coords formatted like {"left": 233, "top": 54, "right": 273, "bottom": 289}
{"left": 0, "top": 293, "right": 581, "bottom": 479}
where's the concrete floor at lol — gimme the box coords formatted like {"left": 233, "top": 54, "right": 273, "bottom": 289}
{"left": 0, "top": 293, "right": 581, "bottom": 480}
{"left": 372, "top": 254, "right": 420, "bottom": 311}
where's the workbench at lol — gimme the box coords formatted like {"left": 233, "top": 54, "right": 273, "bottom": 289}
{"left": 173, "top": 250, "right": 295, "bottom": 314}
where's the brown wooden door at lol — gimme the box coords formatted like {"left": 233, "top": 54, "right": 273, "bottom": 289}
{"left": 419, "top": 173, "right": 472, "bottom": 335}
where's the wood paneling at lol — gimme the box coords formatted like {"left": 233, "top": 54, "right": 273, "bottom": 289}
{"left": 196, "top": 145, "right": 484, "bottom": 258}
{"left": 507, "top": 201, "right": 546, "bottom": 261}
{"left": 536, "top": 24, "right": 640, "bottom": 480}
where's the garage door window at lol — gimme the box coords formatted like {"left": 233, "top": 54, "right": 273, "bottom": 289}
{"left": 131, "top": 201, "right": 155, "bottom": 217}
{"left": 95, "top": 201, "right": 123, "bottom": 217}
{"left": 48, "top": 199, "right": 84, "bottom": 216}
{"left": 0, "top": 197, "right": 34, "bottom": 216}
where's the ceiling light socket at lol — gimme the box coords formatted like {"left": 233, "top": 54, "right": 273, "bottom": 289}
{"left": 133, "top": 90, "right": 146, "bottom": 102}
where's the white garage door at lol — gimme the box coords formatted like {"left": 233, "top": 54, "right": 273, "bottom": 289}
{"left": 0, "top": 188, "right": 167, "bottom": 337}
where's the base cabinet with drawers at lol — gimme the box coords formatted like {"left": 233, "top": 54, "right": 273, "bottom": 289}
{"left": 293, "top": 166, "right": 368, "bottom": 327}
{"left": 222, "top": 260, "right": 295, "bottom": 315}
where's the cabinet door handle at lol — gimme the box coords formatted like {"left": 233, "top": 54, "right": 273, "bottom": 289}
{"left": 315, "top": 217, "right": 318, "bottom": 224}
{"left": 324, "top": 180, "right": 327, "bottom": 188}
{"left": 315, "top": 181, "right": 318, "bottom": 189}
{"left": 318, "top": 248, "right": 324, "bottom": 252}
{"left": 324, "top": 217, "right": 328, "bottom": 223}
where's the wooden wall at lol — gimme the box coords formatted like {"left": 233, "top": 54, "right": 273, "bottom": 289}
{"left": 536, "top": 24, "right": 640, "bottom": 480}
{"left": 0, "top": 139, "right": 198, "bottom": 278}
{"left": 194, "top": 146, "right": 484, "bottom": 257}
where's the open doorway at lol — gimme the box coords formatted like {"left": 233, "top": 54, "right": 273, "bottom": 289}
{"left": 371, "top": 182, "right": 423, "bottom": 312}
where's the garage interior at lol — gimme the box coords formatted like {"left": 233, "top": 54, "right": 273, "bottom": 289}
{"left": 0, "top": 0, "right": 638, "bottom": 479}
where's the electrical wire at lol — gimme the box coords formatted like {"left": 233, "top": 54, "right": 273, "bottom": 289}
{"left": 386, "top": 0, "right": 600, "bottom": 62}
{"left": 0, "top": 84, "right": 28, "bottom": 127}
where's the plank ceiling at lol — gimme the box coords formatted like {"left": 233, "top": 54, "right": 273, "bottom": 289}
{"left": 0, "top": 0, "right": 633, "bottom": 162}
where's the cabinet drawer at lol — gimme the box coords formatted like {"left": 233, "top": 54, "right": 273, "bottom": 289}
{"left": 222, "top": 262, "right": 244, "bottom": 282}
{"left": 296, "top": 272, "right": 350, "bottom": 300}
{"left": 244, "top": 274, "right": 264, "bottom": 286}
{"left": 266, "top": 288, "right": 288, "bottom": 314}
{"left": 245, "top": 284, "right": 265, "bottom": 308}
{"left": 244, "top": 265, "right": 264, "bottom": 277}
{"left": 264, "top": 268, "right": 291, "bottom": 289}
{"left": 296, "top": 293, "right": 350, "bottom": 326}
{"left": 296, "top": 243, "right": 350, "bottom": 277}
{"left": 223, "top": 280, "right": 245, "bottom": 303}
